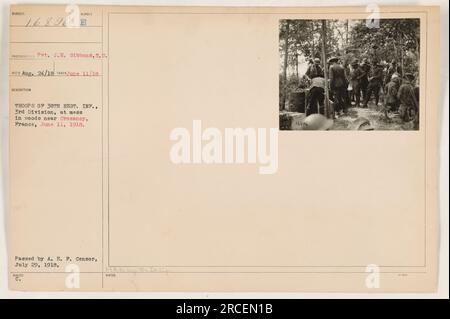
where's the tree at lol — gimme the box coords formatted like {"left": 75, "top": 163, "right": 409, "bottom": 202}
{"left": 321, "top": 20, "right": 331, "bottom": 118}
{"left": 350, "top": 19, "right": 420, "bottom": 75}
{"left": 279, "top": 18, "right": 420, "bottom": 114}
{"left": 279, "top": 20, "right": 290, "bottom": 110}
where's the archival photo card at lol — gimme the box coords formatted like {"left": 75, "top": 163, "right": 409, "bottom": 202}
{"left": 7, "top": 5, "right": 440, "bottom": 292}
{"left": 279, "top": 18, "right": 421, "bottom": 131}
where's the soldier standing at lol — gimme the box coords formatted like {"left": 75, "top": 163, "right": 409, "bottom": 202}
{"left": 306, "top": 76, "right": 326, "bottom": 115}
{"left": 397, "top": 73, "right": 418, "bottom": 123}
{"left": 383, "top": 74, "right": 401, "bottom": 118}
{"left": 360, "top": 58, "right": 370, "bottom": 103}
{"left": 384, "top": 59, "right": 398, "bottom": 85}
{"left": 344, "top": 62, "right": 353, "bottom": 104}
{"left": 349, "top": 59, "right": 364, "bottom": 108}
{"left": 306, "top": 57, "right": 324, "bottom": 79}
{"left": 328, "top": 57, "right": 348, "bottom": 115}
{"left": 363, "top": 61, "right": 383, "bottom": 108}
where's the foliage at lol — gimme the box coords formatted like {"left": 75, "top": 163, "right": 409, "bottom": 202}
{"left": 279, "top": 18, "right": 420, "bottom": 75}
{"left": 349, "top": 19, "right": 420, "bottom": 74}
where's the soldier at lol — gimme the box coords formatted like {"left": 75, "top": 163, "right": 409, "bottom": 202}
{"left": 349, "top": 59, "right": 365, "bottom": 108}
{"left": 306, "top": 76, "right": 326, "bottom": 115}
{"left": 306, "top": 57, "right": 324, "bottom": 79}
{"left": 383, "top": 74, "right": 401, "bottom": 118}
{"left": 414, "top": 84, "right": 420, "bottom": 129}
{"left": 328, "top": 57, "right": 348, "bottom": 115}
{"left": 344, "top": 62, "right": 353, "bottom": 103}
{"left": 384, "top": 59, "right": 398, "bottom": 85}
{"left": 397, "top": 73, "right": 418, "bottom": 123}
{"left": 363, "top": 61, "right": 383, "bottom": 108}
{"left": 359, "top": 58, "right": 371, "bottom": 102}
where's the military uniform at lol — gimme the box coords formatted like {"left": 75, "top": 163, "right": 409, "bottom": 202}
{"left": 384, "top": 62, "right": 398, "bottom": 85}
{"left": 328, "top": 58, "right": 348, "bottom": 113}
{"left": 360, "top": 61, "right": 370, "bottom": 101}
{"left": 306, "top": 77, "right": 325, "bottom": 115}
{"left": 306, "top": 63, "right": 324, "bottom": 79}
{"left": 349, "top": 62, "right": 364, "bottom": 107}
{"left": 384, "top": 77, "right": 401, "bottom": 112}
{"left": 397, "top": 76, "right": 418, "bottom": 122}
{"left": 363, "top": 63, "right": 383, "bottom": 107}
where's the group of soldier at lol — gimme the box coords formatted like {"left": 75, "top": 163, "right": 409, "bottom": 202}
{"left": 304, "top": 56, "right": 419, "bottom": 125}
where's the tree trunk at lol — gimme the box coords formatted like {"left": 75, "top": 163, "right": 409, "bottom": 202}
{"left": 399, "top": 34, "right": 404, "bottom": 77}
{"left": 345, "top": 20, "right": 349, "bottom": 46}
{"left": 281, "top": 20, "right": 290, "bottom": 111}
{"left": 311, "top": 21, "right": 315, "bottom": 58}
{"left": 321, "top": 20, "right": 331, "bottom": 118}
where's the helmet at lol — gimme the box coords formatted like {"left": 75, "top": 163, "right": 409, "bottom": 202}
{"left": 392, "top": 76, "right": 401, "bottom": 84}
{"left": 404, "top": 73, "right": 415, "bottom": 81}
{"left": 352, "top": 117, "right": 374, "bottom": 130}
{"left": 327, "top": 57, "right": 339, "bottom": 64}
{"left": 302, "top": 114, "right": 334, "bottom": 130}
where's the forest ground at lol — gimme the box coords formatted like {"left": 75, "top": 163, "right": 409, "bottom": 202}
{"left": 331, "top": 101, "right": 416, "bottom": 130}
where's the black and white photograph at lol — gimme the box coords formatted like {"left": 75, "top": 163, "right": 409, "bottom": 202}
{"left": 279, "top": 19, "right": 421, "bottom": 130}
